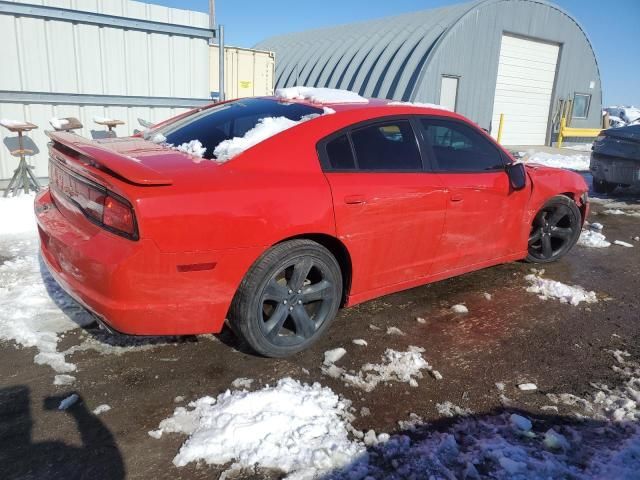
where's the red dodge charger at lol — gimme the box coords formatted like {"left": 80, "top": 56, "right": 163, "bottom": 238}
{"left": 35, "top": 93, "right": 589, "bottom": 357}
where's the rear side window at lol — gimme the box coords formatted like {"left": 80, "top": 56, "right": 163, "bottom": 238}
{"left": 419, "top": 118, "right": 504, "bottom": 172}
{"left": 326, "top": 135, "right": 356, "bottom": 169}
{"left": 351, "top": 120, "right": 422, "bottom": 170}
{"left": 153, "top": 98, "right": 323, "bottom": 160}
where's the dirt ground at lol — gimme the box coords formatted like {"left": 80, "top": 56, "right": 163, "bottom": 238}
{"left": 1, "top": 191, "right": 639, "bottom": 480}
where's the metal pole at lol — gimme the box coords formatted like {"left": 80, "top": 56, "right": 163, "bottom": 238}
{"left": 218, "top": 24, "right": 225, "bottom": 102}
{"left": 209, "top": 0, "right": 215, "bottom": 30}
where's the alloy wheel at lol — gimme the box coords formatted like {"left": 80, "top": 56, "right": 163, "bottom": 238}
{"left": 528, "top": 204, "right": 578, "bottom": 261}
{"left": 258, "top": 256, "right": 335, "bottom": 347}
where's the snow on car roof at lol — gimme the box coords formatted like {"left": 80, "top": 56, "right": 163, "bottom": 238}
{"left": 275, "top": 86, "right": 368, "bottom": 104}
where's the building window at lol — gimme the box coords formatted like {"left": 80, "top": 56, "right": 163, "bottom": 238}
{"left": 573, "top": 93, "right": 591, "bottom": 119}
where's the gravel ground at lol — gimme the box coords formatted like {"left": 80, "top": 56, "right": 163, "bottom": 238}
{"left": 1, "top": 192, "right": 639, "bottom": 480}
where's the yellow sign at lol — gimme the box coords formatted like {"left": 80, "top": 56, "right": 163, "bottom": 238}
{"left": 239, "top": 81, "right": 252, "bottom": 89}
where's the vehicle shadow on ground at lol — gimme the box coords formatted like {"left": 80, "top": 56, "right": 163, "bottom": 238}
{"left": 0, "top": 386, "right": 125, "bottom": 480}
{"left": 323, "top": 406, "right": 638, "bottom": 479}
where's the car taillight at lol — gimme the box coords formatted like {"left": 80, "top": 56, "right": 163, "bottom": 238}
{"left": 49, "top": 160, "right": 138, "bottom": 240}
{"left": 103, "top": 195, "right": 135, "bottom": 236}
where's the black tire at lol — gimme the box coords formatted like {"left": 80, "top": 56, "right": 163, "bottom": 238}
{"left": 229, "top": 239, "right": 342, "bottom": 357}
{"left": 593, "top": 178, "right": 617, "bottom": 194}
{"left": 526, "top": 195, "right": 582, "bottom": 264}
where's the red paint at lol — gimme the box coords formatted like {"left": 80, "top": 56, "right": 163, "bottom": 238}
{"left": 35, "top": 98, "right": 588, "bottom": 336}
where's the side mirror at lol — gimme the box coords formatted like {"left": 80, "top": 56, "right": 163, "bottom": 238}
{"left": 506, "top": 162, "right": 527, "bottom": 190}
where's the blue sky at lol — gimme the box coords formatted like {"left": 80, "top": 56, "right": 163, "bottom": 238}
{"left": 151, "top": 0, "right": 639, "bottom": 106}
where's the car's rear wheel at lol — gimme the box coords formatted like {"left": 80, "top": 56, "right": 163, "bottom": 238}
{"left": 526, "top": 196, "right": 582, "bottom": 263}
{"left": 593, "top": 178, "right": 617, "bottom": 194}
{"left": 229, "top": 239, "right": 342, "bottom": 357}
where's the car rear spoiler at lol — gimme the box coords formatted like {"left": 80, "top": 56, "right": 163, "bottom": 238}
{"left": 46, "top": 131, "right": 172, "bottom": 186}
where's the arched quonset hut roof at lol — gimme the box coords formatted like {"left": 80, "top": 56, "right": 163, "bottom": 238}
{"left": 255, "top": 1, "right": 472, "bottom": 101}
{"left": 255, "top": 0, "right": 602, "bottom": 134}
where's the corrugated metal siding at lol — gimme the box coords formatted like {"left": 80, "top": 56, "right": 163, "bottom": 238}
{"left": 418, "top": 0, "right": 602, "bottom": 138}
{"left": 256, "top": 0, "right": 602, "bottom": 143}
{"left": 0, "top": 0, "right": 211, "bottom": 179}
{"left": 255, "top": 3, "right": 472, "bottom": 100}
{"left": 210, "top": 45, "right": 275, "bottom": 99}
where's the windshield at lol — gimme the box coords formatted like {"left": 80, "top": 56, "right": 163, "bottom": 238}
{"left": 151, "top": 98, "right": 323, "bottom": 160}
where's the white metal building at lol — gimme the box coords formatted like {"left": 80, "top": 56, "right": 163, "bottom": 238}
{"left": 0, "top": 0, "right": 213, "bottom": 183}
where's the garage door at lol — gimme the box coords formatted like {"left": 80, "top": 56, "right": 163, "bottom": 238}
{"left": 490, "top": 34, "right": 560, "bottom": 145}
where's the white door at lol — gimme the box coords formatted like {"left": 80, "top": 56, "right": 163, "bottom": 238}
{"left": 440, "top": 76, "right": 458, "bottom": 112}
{"left": 490, "top": 34, "right": 560, "bottom": 145}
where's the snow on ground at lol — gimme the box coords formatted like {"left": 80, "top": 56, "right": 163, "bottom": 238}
{"left": 613, "top": 240, "right": 634, "bottom": 248}
{"left": 525, "top": 151, "right": 590, "bottom": 172}
{"left": 93, "top": 404, "right": 111, "bottom": 415}
{"left": 150, "top": 377, "right": 364, "bottom": 479}
{"left": 525, "top": 271, "right": 597, "bottom": 306}
{"left": 436, "top": 401, "right": 472, "bottom": 417}
{"left": 562, "top": 143, "right": 593, "bottom": 152}
{"left": 327, "top": 350, "right": 640, "bottom": 479}
{"left": 58, "top": 394, "right": 79, "bottom": 410}
{"left": 322, "top": 347, "right": 438, "bottom": 392}
{"left": 275, "top": 86, "right": 368, "bottom": 104}
{"left": 578, "top": 229, "right": 611, "bottom": 248}
{"left": 0, "top": 195, "right": 94, "bottom": 373}
{"left": 451, "top": 304, "right": 469, "bottom": 314}
{"left": 0, "top": 194, "right": 166, "bottom": 377}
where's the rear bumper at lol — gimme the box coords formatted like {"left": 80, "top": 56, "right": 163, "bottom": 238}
{"left": 590, "top": 154, "right": 640, "bottom": 185}
{"left": 35, "top": 188, "right": 260, "bottom": 336}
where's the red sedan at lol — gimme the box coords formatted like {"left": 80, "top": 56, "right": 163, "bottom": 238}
{"left": 35, "top": 95, "right": 588, "bottom": 357}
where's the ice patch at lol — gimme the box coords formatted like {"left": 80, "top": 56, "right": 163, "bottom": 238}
{"left": 276, "top": 86, "right": 368, "bottom": 104}
{"left": 352, "top": 339, "right": 368, "bottom": 347}
{"left": 525, "top": 273, "right": 597, "bottom": 306}
{"left": 150, "top": 378, "right": 364, "bottom": 478}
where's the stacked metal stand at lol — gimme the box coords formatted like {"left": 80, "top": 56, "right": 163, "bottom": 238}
{"left": 1, "top": 121, "right": 40, "bottom": 197}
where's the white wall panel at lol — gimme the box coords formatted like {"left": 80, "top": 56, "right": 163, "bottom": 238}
{"left": 0, "top": 0, "right": 211, "bottom": 180}
{"left": 0, "top": 102, "right": 189, "bottom": 178}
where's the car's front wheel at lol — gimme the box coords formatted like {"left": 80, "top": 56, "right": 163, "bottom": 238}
{"left": 526, "top": 195, "right": 582, "bottom": 263}
{"left": 229, "top": 239, "right": 342, "bottom": 357}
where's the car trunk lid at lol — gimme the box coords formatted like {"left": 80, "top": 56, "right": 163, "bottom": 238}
{"left": 47, "top": 131, "right": 174, "bottom": 186}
